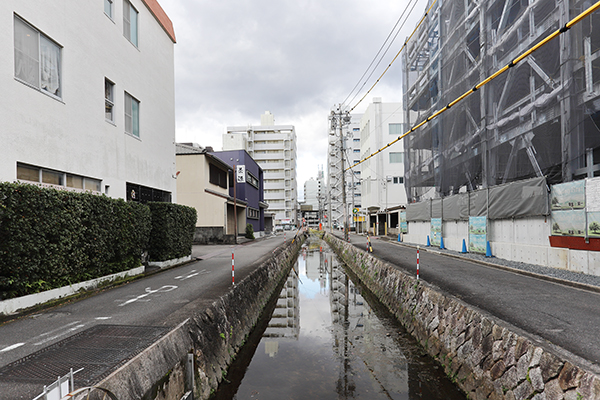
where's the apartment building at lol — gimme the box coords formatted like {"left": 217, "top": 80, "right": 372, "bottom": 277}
{"left": 1, "top": 0, "right": 176, "bottom": 202}
{"left": 224, "top": 112, "right": 298, "bottom": 226}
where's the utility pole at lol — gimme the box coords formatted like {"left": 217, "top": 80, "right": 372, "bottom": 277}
{"left": 330, "top": 105, "right": 351, "bottom": 241}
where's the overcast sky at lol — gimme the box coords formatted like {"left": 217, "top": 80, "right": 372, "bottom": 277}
{"left": 158, "top": 0, "right": 429, "bottom": 200}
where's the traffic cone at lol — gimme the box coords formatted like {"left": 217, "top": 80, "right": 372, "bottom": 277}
{"left": 461, "top": 239, "right": 467, "bottom": 253}
{"left": 426, "top": 235, "right": 431, "bottom": 247}
{"left": 486, "top": 241, "right": 493, "bottom": 257}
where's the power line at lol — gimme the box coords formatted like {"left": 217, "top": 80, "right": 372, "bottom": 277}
{"left": 341, "top": 0, "right": 423, "bottom": 108}
{"left": 348, "top": 0, "right": 439, "bottom": 113}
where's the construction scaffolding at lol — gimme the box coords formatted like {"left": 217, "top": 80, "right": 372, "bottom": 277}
{"left": 402, "top": 0, "right": 600, "bottom": 202}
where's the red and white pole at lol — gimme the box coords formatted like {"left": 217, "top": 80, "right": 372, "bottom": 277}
{"left": 232, "top": 252, "right": 235, "bottom": 285}
{"left": 416, "top": 246, "right": 420, "bottom": 280}
{"left": 284, "top": 232, "right": 286, "bottom": 244}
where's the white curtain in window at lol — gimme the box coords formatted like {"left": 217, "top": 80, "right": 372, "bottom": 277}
{"left": 125, "top": 93, "right": 133, "bottom": 133}
{"left": 40, "top": 36, "right": 60, "bottom": 96}
{"left": 131, "top": 98, "right": 139, "bottom": 136}
{"left": 14, "top": 17, "right": 39, "bottom": 87}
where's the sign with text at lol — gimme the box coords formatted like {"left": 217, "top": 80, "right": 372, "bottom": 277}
{"left": 469, "top": 216, "right": 487, "bottom": 254}
{"left": 236, "top": 165, "right": 246, "bottom": 183}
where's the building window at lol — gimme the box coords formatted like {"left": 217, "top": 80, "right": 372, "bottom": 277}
{"left": 209, "top": 163, "right": 228, "bottom": 189}
{"left": 389, "top": 152, "right": 404, "bottom": 163}
{"left": 353, "top": 138, "right": 360, "bottom": 143}
{"left": 393, "top": 176, "right": 404, "bottom": 184}
{"left": 123, "top": 0, "right": 138, "bottom": 46}
{"left": 247, "top": 207, "right": 259, "bottom": 220}
{"left": 389, "top": 123, "right": 403, "bottom": 135}
{"left": 247, "top": 172, "right": 259, "bottom": 189}
{"left": 17, "top": 163, "right": 102, "bottom": 192}
{"left": 127, "top": 182, "right": 171, "bottom": 203}
{"left": 105, "top": 79, "right": 115, "bottom": 122}
{"left": 124, "top": 92, "right": 140, "bottom": 137}
{"left": 104, "top": 0, "right": 113, "bottom": 18}
{"left": 14, "top": 15, "right": 62, "bottom": 98}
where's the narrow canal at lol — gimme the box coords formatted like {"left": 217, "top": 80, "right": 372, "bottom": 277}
{"left": 210, "top": 237, "right": 466, "bottom": 400}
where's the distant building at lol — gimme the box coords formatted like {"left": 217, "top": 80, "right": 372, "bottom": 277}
{"left": 224, "top": 112, "right": 298, "bottom": 227}
{"left": 211, "top": 150, "right": 270, "bottom": 236}
{"left": 176, "top": 143, "right": 245, "bottom": 244}
{"left": 359, "top": 98, "right": 406, "bottom": 234}
{"left": 1, "top": 0, "right": 177, "bottom": 202}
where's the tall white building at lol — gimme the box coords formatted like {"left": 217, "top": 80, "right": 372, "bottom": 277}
{"left": 224, "top": 112, "right": 297, "bottom": 226}
{"left": 1, "top": 0, "right": 177, "bottom": 202}
{"left": 360, "top": 98, "right": 406, "bottom": 220}
{"left": 303, "top": 167, "right": 325, "bottom": 209}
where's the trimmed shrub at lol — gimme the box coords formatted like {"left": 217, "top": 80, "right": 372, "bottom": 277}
{"left": 147, "top": 202, "right": 197, "bottom": 262}
{"left": 0, "top": 183, "right": 151, "bottom": 300}
{"left": 245, "top": 223, "right": 255, "bottom": 240}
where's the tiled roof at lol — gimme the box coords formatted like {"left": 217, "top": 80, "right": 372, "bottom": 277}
{"left": 176, "top": 143, "right": 204, "bottom": 154}
{"left": 141, "top": 0, "right": 176, "bottom": 43}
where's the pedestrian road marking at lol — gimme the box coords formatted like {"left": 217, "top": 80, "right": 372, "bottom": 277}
{"left": 118, "top": 285, "right": 178, "bottom": 307}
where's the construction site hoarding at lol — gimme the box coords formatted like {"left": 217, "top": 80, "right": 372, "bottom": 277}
{"left": 402, "top": 0, "right": 600, "bottom": 202}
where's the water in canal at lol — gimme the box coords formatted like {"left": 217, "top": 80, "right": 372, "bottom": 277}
{"left": 210, "top": 237, "right": 466, "bottom": 400}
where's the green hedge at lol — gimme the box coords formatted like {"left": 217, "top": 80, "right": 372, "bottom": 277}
{"left": 0, "top": 183, "right": 152, "bottom": 300}
{"left": 147, "top": 202, "right": 197, "bottom": 262}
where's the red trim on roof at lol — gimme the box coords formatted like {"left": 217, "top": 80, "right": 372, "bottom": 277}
{"left": 141, "top": 0, "right": 176, "bottom": 43}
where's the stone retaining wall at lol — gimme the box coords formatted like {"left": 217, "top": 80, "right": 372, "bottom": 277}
{"left": 325, "top": 233, "right": 600, "bottom": 400}
{"left": 90, "top": 234, "right": 306, "bottom": 400}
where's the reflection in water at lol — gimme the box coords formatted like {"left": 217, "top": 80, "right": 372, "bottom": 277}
{"left": 210, "top": 238, "right": 466, "bottom": 400}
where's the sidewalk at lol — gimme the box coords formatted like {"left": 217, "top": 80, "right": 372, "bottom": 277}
{"left": 332, "top": 231, "right": 600, "bottom": 372}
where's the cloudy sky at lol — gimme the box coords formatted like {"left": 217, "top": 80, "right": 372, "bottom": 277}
{"left": 158, "top": 0, "right": 429, "bottom": 199}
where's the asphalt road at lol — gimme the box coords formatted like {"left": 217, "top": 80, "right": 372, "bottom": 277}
{"left": 337, "top": 232, "right": 600, "bottom": 369}
{"left": 0, "top": 235, "right": 287, "bottom": 369}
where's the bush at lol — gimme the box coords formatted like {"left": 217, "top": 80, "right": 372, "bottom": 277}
{"left": 147, "top": 202, "right": 197, "bottom": 262}
{"left": 0, "top": 183, "right": 151, "bottom": 300}
{"left": 245, "top": 223, "right": 255, "bottom": 240}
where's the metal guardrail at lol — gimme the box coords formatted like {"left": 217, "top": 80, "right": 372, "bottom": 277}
{"left": 31, "top": 368, "right": 83, "bottom": 400}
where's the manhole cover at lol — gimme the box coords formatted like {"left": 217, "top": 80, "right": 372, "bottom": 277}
{"left": 0, "top": 324, "right": 168, "bottom": 386}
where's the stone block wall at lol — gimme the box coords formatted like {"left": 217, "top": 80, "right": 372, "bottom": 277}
{"left": 325, "top": 233, "right": 600, "bottom": 400}
{"left": 193, "top": 226, "right": 235, "bottom": 244}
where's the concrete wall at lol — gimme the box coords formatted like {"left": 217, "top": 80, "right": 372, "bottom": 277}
{"left": 88, "top": 235, "right": 306, "bottom": 400}
{"left": 325, "top": 233, "right": 600, "bottom": 400}
{"left": 176, "top": 154, "right": 228, "bottom": 228}
{"left": 403, "top": 217, "right": 600, "bottom": 276}
{"left": 1, "top": 0, "right": 176, "bottom": 200}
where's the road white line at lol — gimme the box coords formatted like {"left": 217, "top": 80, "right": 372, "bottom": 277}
{"left": 33, "top": 321, "right": 82, "bottom": 339}
{"left": 0, "top": 343, "right": 25, "bottom": 353}
{"left": 34, "top": 324, "right": 86, "bottom": 346}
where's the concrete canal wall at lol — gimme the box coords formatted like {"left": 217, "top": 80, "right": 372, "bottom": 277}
{"left": 89, "top": 235, "right": 306, "bottom": 400}
{"left": 324, "top": 233, "right": 600, "bottom": 400}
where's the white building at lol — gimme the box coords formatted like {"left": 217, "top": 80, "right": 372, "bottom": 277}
{"left": 1, "top": 0, "right": 177, "bottom": 202}
{"left": 360, "top": 98, "right": 406, "bottom": 233}
{"left": 224, "top": 112, "right": 298, "bottom": 226}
